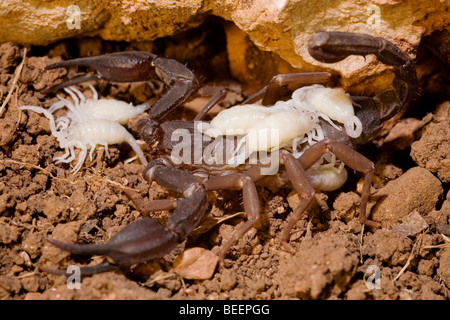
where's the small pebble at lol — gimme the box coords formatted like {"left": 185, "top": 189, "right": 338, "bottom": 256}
{"left": 173, "top": 247, "right": 219, "bottom": 280}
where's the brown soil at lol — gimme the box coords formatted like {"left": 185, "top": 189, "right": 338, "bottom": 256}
{"left": 0, "top": 24, "right": 449, "bottom": 300}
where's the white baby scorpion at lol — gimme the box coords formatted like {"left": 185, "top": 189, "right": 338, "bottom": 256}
{"left": 20, "top": 85, "right": 149, "bottom": 174}
{"left": 198, "top": 84, "right": 362, "bottom": 191}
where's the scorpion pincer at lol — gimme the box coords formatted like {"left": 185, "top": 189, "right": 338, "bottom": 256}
{"left": 36, "top": 31, "right": 417, "bottom": 276}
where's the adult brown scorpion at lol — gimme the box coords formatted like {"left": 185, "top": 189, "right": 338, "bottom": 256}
{"left": 40, "top": 31, "right": 418, "bottom": 276}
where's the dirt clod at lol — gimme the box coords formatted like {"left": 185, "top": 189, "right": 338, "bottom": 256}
{"left": 276, "top": 233, "right": 359, "bottom": 299}
{"left": 411, "top": 116, "right": 450, "bottom": 183}
{"left": 438, "top": 248, "right": 450, "bottom": 288}
{"left": 371, "top": 167, "right": 443, "bottom": 228}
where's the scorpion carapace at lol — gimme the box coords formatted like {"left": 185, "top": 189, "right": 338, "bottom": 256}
{"left": 38, "top": 31, "right": 417, "bottom": 276}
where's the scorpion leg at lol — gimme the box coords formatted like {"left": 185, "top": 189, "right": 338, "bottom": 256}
{"left": 41, "top": 73, "right": 104, "bottom": 94}
{"left": 42, "top": 260, "right": 121, "bottom": 277}
{"left": 279, "top": 151, "right": 316, "bottom": 252}
{"left": 203, "top": 153, "right": 315, "bottom": 258}
{"left": 47, "top": 217, "right": 179, "bottom": 275}
{"left": 298, "top": 138, "right": 378, "bottom": 229}
{"left": 308, "top": 31, "right": 418, "bottom": 144}
{"left": 125, "top": 188, "right": 178, "bottom": 214}
{"left": 204, "top": 173, "right": 260, "bottom": 261}
{"left": 243, "top": 72, "right": 331, "bottom": 105}
{"left": 193, "top": 87, "right": 228, "bottom": 121}
{"left": 274, "top": 139, "right": 377, "bottom": 253}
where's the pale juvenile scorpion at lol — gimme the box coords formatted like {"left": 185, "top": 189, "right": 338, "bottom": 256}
{"left": 27, "top": 31, "right": 417, "bottom": 276}
{"left": 20, "top": 85, "right": 149, "bottom": 173}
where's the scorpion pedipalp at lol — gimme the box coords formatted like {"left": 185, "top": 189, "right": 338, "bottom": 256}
{"left": 43, "top": 51, "right": 199, "bottom": 145}
{"left": 46, "top": 162, "right": 209, "bottom": 276}
{"left": 45, "top": 218, "right": 179, "bottom": 276}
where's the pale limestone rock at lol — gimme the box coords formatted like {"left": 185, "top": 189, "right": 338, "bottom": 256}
{"left": 1, "top": 0, "right": 448, "bottom": 91}
{"left": 173, "top": 247, "right": 219, "bottom": 280}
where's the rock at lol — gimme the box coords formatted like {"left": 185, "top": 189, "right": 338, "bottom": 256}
{"left": 382, "top": 117, "right": 427, "bottom": 150}
{"left": 1, "top": 0, "right": 448, "bottom": 93}
{"left": 22, "top": 231, "right": 45, "bottom": 259}
{"left": 345, "top": 280, "right": 369, "bottom": 300}
{"left": 0, "top": 275, "right": 22, "bottom": 299}
{"left": 371, "top": 167, "right": 443, "bottom": 228}
{"left": 223, "top": 21, "right": 300, "bottom": 92}
{"left": 0, "top": 1, "right": 203, "bottom": 46}
{"left": 173, "top": 247, "right": 219, "bottom": 280}
{"left": 0, "top": 42, "right": 21, "bottom": 70}
{"left": 333, "top": 191, "right": 360, "bottom": 223}
{"left": 432, "top": 101, "right": 450, "bottom": 123}
{"left": 392, "top": 211, "right": 428, "bottom": 237}
{"left": 411, "top": 120, "right": 450, "bottom": 183}
{"left": 286, "top": 190, "right": 302, "bottom": 210}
